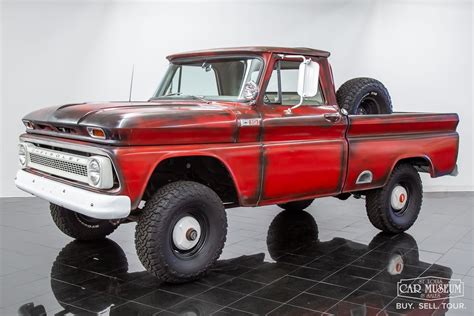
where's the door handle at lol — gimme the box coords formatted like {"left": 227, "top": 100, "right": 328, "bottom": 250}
{"left": 324, "top": 113, "right": 341, "bottom": 123}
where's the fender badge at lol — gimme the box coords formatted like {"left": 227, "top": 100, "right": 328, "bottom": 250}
{"left": 239, "top": 119, "right": 260, "bottom": 127}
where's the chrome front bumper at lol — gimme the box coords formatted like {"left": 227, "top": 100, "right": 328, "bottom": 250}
{"left": 15, "top": 170, "right": 131, "bottom": 219}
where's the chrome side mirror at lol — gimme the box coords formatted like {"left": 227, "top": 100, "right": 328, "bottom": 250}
{"left": 242, "top": 81, "right": 259, "bottom": 104}
{"left": 282, "top": 56, "right": 320, "bottom": 114}
{"left": 297, "top": 60, "right": 320, "bottom": 99}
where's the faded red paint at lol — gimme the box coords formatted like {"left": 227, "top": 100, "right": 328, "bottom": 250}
{"left": 20, "top": 47, "right": 460, "bottom": 211}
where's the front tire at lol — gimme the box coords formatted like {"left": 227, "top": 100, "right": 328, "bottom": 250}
{"left": 135, "top": 181, "right": 227, "bottom": 283}
{"left": 365, "top": 164, "right": 423, "bottom": 233}
{"left": 50, "top": 204, "right": 118, "bottom": 240}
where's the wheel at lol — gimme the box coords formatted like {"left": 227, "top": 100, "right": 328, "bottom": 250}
{"left": 336, "top": 77, "right": 392, "bottom": 114}
{"left": 267, "top": 210, "right": 319, "bottom": 260}
{"left": 135, "top": 181, "right": 227, "bottom": 283}
{"left": 365, "top": 164, "right": 423, "bottom": 233}
{"left": 50, "top": 204, "right": 118, "bottom": 240}
{"left": 277, "top": 199, "right": 314, "bottom": 211}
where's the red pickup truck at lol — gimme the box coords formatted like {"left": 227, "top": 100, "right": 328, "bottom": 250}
{"left": 15, "top": 47, "right": 459, "bottom": 283}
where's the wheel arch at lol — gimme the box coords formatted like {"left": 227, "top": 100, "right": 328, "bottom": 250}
{"left": 140, "top": 154, "right": 241, "bottom": 207}
{"left": 389, "top": 155, "right": 435, "bottom": 180}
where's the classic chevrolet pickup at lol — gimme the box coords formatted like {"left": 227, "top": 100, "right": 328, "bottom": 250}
{"left": 15, "top": 47, "right": 459, "bottom": 283}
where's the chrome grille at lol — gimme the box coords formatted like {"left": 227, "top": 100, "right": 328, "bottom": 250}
{"left": 29, "top": 153, "right": 88, "bottom": 177}
{"left": 25, "top": 144, "right": 90, "bottom": 183}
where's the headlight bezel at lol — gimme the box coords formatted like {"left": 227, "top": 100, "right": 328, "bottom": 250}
{"left": 18, "top": 143, "right": 28, "bottom": 167}
{"left": 88, "top": 159, "right": 101, "bottom": 186}
{"left": 87, "top": 155, "right": 114, "bottom": 189}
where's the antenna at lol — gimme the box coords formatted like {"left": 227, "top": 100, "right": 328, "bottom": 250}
{"left": 128, "top": 64, "right": 135, "bottom": 102}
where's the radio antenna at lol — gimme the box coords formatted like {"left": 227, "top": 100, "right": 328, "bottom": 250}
{"left": 128, "top": 64, "right": 135, "bottom": 102}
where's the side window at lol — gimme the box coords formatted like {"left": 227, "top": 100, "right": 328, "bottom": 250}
{"left": 264, "top": 60, "right": 325, "bottom": 106}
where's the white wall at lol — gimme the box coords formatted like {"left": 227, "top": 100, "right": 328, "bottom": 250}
{"left": 1, "top": 0, "right": 472, "bottom": 197}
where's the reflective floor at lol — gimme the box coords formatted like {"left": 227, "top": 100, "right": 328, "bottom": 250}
{"left": 1, "top": 192, "right": 473, "bottom": 315}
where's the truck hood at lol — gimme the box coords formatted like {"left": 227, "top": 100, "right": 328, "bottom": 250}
{"left": 23, "top": 101, "right": 241, "bottom": 145}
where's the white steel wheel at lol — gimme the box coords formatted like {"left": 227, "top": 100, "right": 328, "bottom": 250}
{"left": 172, "top": 216, "right": 202, "bottom": 251}
{"left": 365, "top": 164, "right": 423, "bottom": 233}
{"left": 390, "top": 185, "right": 408, "bottom": 212}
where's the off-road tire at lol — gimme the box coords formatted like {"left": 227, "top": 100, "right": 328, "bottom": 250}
{"left": 277, "top": 199, "right": 314, "bottom": 211}
{"left": 336, "top": 77, "right": 392, "bottom": 114}
{"left": 50, "top": 204, "right": 118, "bottom": 240}
{"left": 365, "top": 164, "right": 422, "bottom": 233}
{"left": 135, "top": 181, "right": 227, "bottom": 283}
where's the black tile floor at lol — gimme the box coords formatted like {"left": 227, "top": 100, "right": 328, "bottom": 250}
{"left": 1, "top": 192, "right": 473, "bottom": 315}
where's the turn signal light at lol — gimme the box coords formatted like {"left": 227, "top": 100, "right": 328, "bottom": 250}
{"left": 87, "top": 127, "right": 106, "bottom": 139}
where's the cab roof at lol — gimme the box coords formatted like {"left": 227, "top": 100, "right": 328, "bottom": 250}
{"left": 167, "top": 46, "right": 330, "bottom": 61}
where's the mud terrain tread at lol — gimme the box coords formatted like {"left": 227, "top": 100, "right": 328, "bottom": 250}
{"left": 336, "top": 77, "right": 392, "bottom": 114}
{"left": 135, "top": 181, "right": 227, "bottom": 283}
{"left": 50, "top": 204, "right": 117, "bottom": 240}
{"left": 365, "top": 164, "right": 422, "bottom": 233}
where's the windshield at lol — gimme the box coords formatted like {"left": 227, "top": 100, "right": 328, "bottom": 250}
{"left": 151, "top": 57, "right": 263, "bottom": 102}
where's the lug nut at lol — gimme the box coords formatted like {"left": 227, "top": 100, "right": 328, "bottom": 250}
{"left": 186, "top": 228, "right": 198, "bottom": 241}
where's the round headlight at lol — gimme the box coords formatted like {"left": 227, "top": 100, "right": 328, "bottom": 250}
{"left": 18, "top": 144, "right": 27, "bottom": 167}
{"left": 88, "top": 159, "right": 101, "bottom": 186}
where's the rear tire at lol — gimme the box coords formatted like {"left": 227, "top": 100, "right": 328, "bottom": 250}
{"left": 336, "top": 77, "right": 392, "bottom": 114}
{"left": 365, "top": 164, "right": 422, "bottom": 233}
{"left": 135, "top": 181, "right": 227, "bottom": 283}
{"left": 50, "top": 204, "right": 118, "bottom": 240}
{"left": 277, "top": 199, "right": 314, "bottom": 211}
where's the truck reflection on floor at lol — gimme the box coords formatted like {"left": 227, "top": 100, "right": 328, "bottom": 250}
{"left": 18, "top": 210, "right": 452, "bottom": 316}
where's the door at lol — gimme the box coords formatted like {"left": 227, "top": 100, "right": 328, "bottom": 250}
{"left": 258, "top": 57, "right": 347, "bottom": 204}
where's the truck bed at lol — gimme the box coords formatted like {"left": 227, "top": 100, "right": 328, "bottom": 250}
{"left": 342, "top": 112, "right": 459, "bottom": 193}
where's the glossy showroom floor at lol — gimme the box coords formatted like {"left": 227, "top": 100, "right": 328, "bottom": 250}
{"left": 1, "top": 193, "right": 473, "bottom": 315}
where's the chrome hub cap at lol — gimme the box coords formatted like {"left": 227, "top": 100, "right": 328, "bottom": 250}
{"left": 391, "top": 185, "right": 408, "bottom": 211}
{"left": 172, "top": 216, "right": 201, "bottom": 251}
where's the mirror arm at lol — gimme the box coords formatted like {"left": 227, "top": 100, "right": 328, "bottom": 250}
{"left": 278, "top": 55, "right": 311, "bottom": 114}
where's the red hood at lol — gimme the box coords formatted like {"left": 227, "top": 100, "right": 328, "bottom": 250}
{"left": 23, "top": 101, "right": 244, "bottom": 145}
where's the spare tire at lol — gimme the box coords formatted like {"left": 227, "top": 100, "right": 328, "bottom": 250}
{"left": 336, "top": 77, "right": 392, "bottom": 114}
